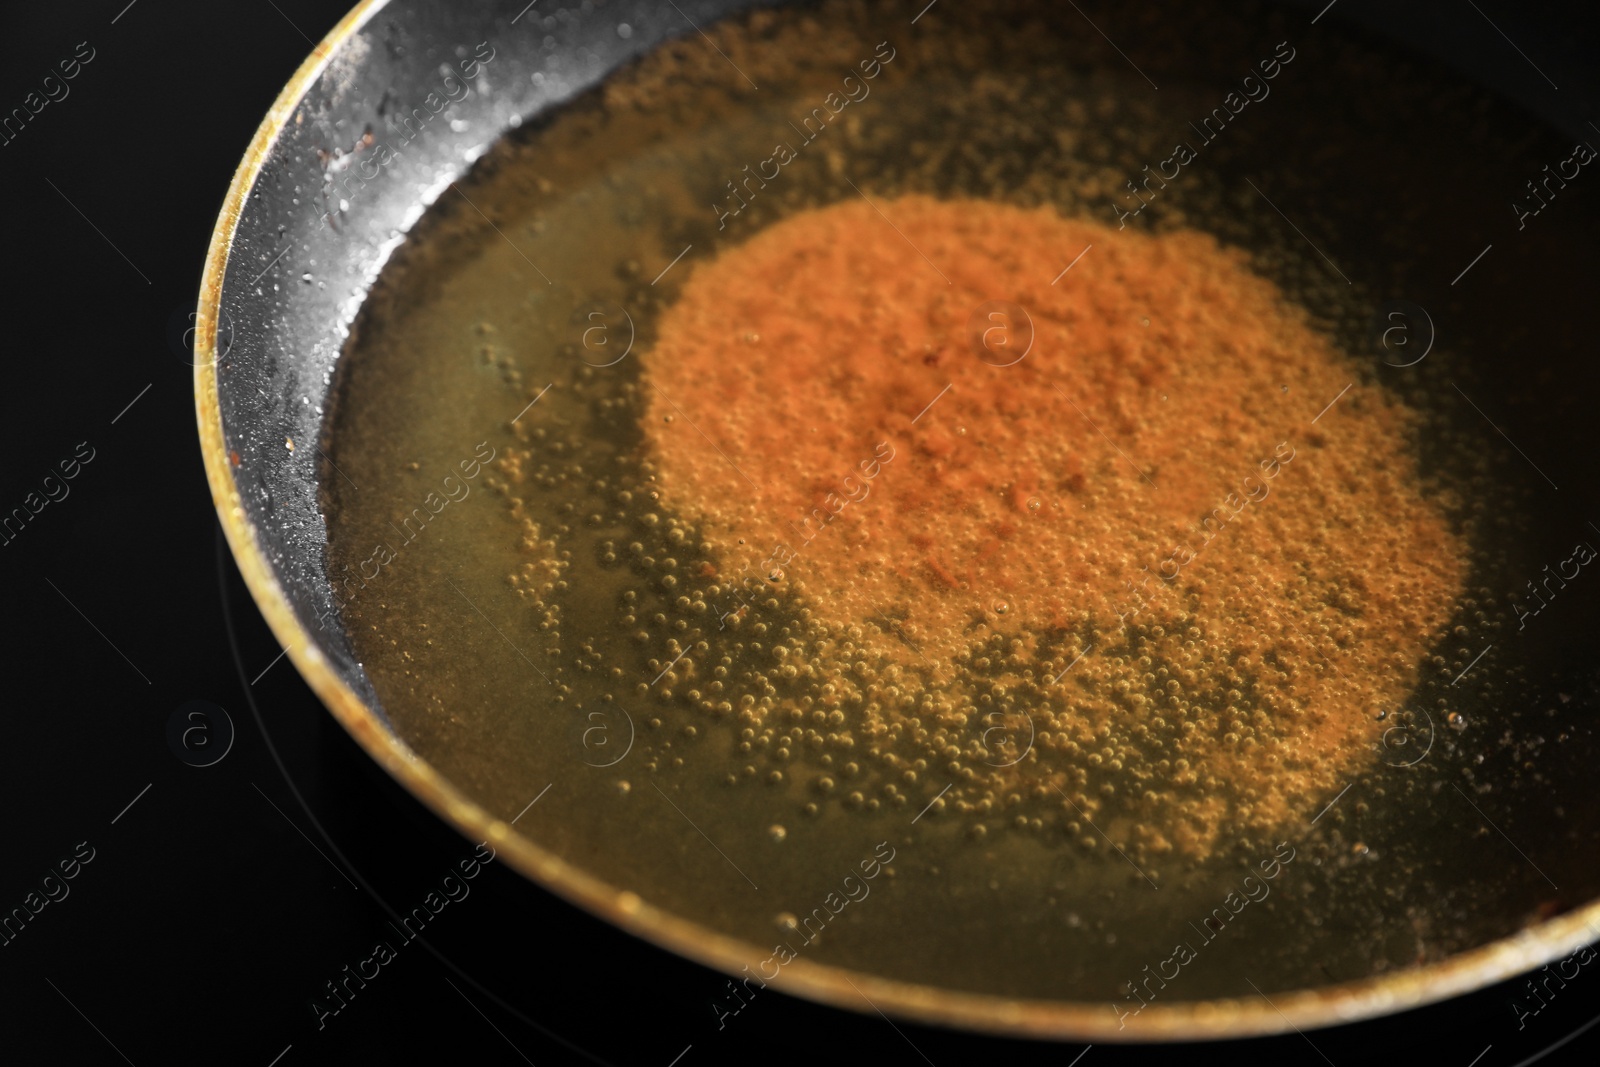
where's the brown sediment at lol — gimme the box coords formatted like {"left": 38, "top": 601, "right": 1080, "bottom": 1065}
{"left": 642, "top": 195, "right": 1467, "bottom": 858}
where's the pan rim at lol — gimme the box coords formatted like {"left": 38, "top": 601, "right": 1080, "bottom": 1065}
{"left": 193, "top": 0, "right": 1600, "bottom": 1042}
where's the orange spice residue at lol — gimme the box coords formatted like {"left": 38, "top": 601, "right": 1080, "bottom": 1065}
{"left": 643, "top": 195, "right": 1467, "bottom": 858}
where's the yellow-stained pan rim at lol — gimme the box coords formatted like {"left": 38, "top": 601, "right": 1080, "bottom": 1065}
{"left": 194, "top": 0, "right": 1600, "bottom": 1043}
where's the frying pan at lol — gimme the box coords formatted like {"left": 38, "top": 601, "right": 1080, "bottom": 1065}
{"left": 195, "top": 0, "right": 1600, "bottom": 1041}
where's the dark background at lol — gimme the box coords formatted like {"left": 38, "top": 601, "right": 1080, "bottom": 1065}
{"left": 1, "top": 0, "right": 1597, "bottom": 1064}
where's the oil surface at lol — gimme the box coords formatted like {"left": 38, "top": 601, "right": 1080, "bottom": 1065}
{"left": 322, "top": 0, "right": 1600, "bottom": 1012}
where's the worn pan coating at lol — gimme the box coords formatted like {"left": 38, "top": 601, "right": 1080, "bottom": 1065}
{"left": 195, "top": 0, "right": 1600, "bottom": 1040}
